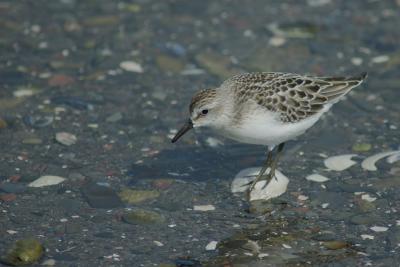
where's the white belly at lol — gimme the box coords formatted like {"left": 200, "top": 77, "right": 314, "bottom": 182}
{"left": 218, "top": 109, "right": 324, "bottom": 146}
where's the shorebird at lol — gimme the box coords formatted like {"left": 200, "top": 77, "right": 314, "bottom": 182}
{"left": 171, "top": 72, "right": 367, "bottom": 192}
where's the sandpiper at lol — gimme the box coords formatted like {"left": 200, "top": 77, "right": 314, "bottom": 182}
{"left": 171, "top": 72, "right": 367, "bottom": 192}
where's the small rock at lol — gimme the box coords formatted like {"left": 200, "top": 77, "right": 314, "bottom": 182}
{"left": 13, "top": 88, "right": 38, "bottom": 98}
{"left": 193, "top": 204, "right": 215, "bottom": 211}
{"left": 152, "top": 179, "right": 174, "bottom": 190}
{"left": 81, "top": 183, "right": 123, "bottom": 209}
{"left": 22, "top": 137, "right": 43, "bottom": 145}
{"left": 351, "top": 57, "right": 363, "bottom": 66}
{"left": 153, "top": 241, "right": 164, "bottom": 247}
{"left": 23, "top": 115, "right": 53, "bottom": 128}
{"left": 55, "top": 132, "right": 77, "bottom": 146}
{"left": 48, "top": 74, "right": 75, "bottom": 86}
{"left": 156, "top": 54, "right": 185, "bottom": 73}
{"left": 352, "top": 143, "right": 372, "bottom": 152}
{"left": 371, "top": 55, "right": 389, "bottom": 64}
{"left": 122, "top": 209, "right": 165, "bottom": 225}
{"left": 361, "top": 234, "right": 374, "bottom": 240}
{"left": 118, "top": 189, "right": 160, "bottom": 204}
{"left": 120, "top": 61, "right": 143, "bottom": 73}
{"left": 1, "top": 238, "right": 44, "bottom": 266}
{"left": 42, "top": 259, "right": 56, "bottom": 266}
{"left": 350, "top": 214, "right": 381, "bottom": 225}
{"left": 51, "top": 96, "right": 93, "bottom": 110}
{"left": 0, "top": 118, "right": 8, "bottom": 129}
{"left": 28, "top": 175, "right": 66, "bottom": 187}
{"left": 0, "top": 182, "right": 27, "bottom": 193}
{"left": 370, "top": 226, "right": 388, "bottom": 232}
{"left": 269, "top": 36, "right": 286, "bottom": 47}
{"left": 322, "top": 241, "right": 349, "bottom": 250}
{"left": 361, "top": 194, "right": 377, "bottom": 202}
{"left": 106, "top": 112, "right": 123, "bottom": 123}
{"left": 306, "top": 174, "right": 329, "bottom": 183}
{"left": 0, "top": 193, "right": 17, "bottom": 202}
{"left": 205, "top": 241, "right": 218, "bottom": 251}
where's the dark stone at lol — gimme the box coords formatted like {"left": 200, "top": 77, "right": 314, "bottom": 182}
{"left": 0, "top": 182, "right": 27, "bottom": 193}
{"left": 175, "top": 259, "right": 202, "bottom": 267}
{"left": 51, "top": 96, "right": 94, "bottom": 110}
{"left": 53, "top": 253, "right": 78, "bottom": 262}
{"left": 81, "top": 183, "right": 123, "bottom": 209}
{"left": 94, "top": 232, "right": 114, "bottom": 239}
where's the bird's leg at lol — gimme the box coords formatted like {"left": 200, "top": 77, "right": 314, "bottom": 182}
{"left": 248, "top": 147, "right": 275, "bottom": 192}
{"left": 262, "top": 142, "right": 285, "bottom": 187}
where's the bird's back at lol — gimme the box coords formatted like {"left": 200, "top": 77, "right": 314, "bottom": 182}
{"left": 225, "top": 72, "right": 367, "bottom": 123}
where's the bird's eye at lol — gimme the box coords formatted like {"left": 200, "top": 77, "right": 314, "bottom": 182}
{"left": 201, "top": 109, "right": 208, "bottom": 115}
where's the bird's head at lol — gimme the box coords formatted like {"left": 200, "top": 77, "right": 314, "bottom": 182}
{"left": 171, "top": 88, "right": 222, "bottom": 143}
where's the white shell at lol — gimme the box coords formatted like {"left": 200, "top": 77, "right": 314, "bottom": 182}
{"left": 28, "top": 175, "right": 66, "bottom": 187}
{"left": 119, "top": 61, "right": 143, "bottom": 73}
{"left": 324, "top": 154, "right": 358, "bottom": 171}
{"left": 361, "top": 151, "right": 400, "bottom": 171}
{"left": 386, "top": 152, "right": 400, "bottom": 164}
{"left": 370, "top": 226, "right": 388, "bottom": 232}
{"left": 230, "top": 167, "right": 289, "bottom": 201}
{"left": 361, "top": 194, "right": 377, "bottom": 202}
{"left": 306, "top": 173, "right": 330, "bottom": 182}
{"left": 56, "top": 132, "right": 77, "bottom": 146}
{"left": 205, "top": 241, "right": 218, "bottom": 251}
{"left": 193, "top": 205, "right": 215, "bottom": 211}
{"left": 361, "top": 234, "right": 374, "bottom": 240}
{"left": 231, "top": 168, "right": 289, "bottom": 201}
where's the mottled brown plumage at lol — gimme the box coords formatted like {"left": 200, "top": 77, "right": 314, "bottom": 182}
{"left": 229, "top": 72, "right": 367, "bottom": 123}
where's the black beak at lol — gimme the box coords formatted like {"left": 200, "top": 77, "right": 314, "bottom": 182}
{"left": 171, "top": 119, "right": 193, "bottom": 143}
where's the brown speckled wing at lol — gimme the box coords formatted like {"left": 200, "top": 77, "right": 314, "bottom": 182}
{"left": 230, "top": 72, "right": 367, "bottom": 123}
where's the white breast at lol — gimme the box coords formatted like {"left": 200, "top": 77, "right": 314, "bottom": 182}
{"left": 218, "top": 108, "right": 326, "bottom": 146}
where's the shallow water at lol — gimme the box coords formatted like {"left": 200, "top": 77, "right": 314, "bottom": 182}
{"left": 1, "top": 0, "right": 400, "bottom": 266}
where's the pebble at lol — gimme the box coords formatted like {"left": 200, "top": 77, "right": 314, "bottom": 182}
{"left": 370, "top": 226, "right": 389, "bottom": 232}
{"left": 0, "top": 118, "right": 7, "bottom": 129}
{"left": 153, "top": 241, "right": 164, "bottom": 247}
{"left": 22, "top": 137, "right": 43, "bottom": 145}
{"left": 122, "top": 209, "right": 165, "bottom": 225}
{"left": 269, "top": 36, "right": 286, "bottom": 47}
{"left": 352, "top": 143, "right": 372, "bottom": 152}
{"left": 81, "top": 183, "right": 123, "bottom": 209}
{"left": 51, "top": 96, "right": 93, "bottom": 110}
{"left": 298, "top": 195, "right": 309, "bottom": 201}
{"left": 56, "top": 132, "right": 77, "bottom": 146}
{"left": 2, "top": 238, "right": 44, "bottom": 266}
{"left": 0, "top": 182, "right": 27, "bottom": 193}
{"left": 306, "top": 173, "right": 330, "bottom": 182}
{"left": 351, "top": 57, "right": 363, "bottom": 66}
{"left": 152, "top": 179, "right": 174, "bottom": 190}
{"left": 361, "top": 234, "right": 375, "bottom": 240}
{"left": 23, "top": 115, "right": 54, "bottom": 128}
{"left": 118, "top": 189, "right": 160, "bottom": 204}
{"left": 371, "top": 55, "right": 389, "bottom": 64}
{"left": 106, "top": 112, "right": 123, "bottom": 123}
{"left": 0, "top": 193, "right": 17, "bottom": 202}
{"left": 361, "top": 194, "right": 377, "bottom": 202}
{"left": 322, "top": 240, "right": 348, "bottom": 250}
{"left": 193, "top": 205, "right": 215, "bottom": 211}
{"left": 42, "top": 259, "right": 56, "bottom": 266}
{"left": 205, "top": 241, "right": 218, "bottom": 251}
{"left": 48, "top": 74, "right": 75, "bottom": 86}
{"left": 119, "top": 61, "right": 143, "bottom": 73}
{"left": 13, "top": 88, "right": 37, "bottom": 98}
{"left": 28, "top": 175, "right": 66, "bottom": 187}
